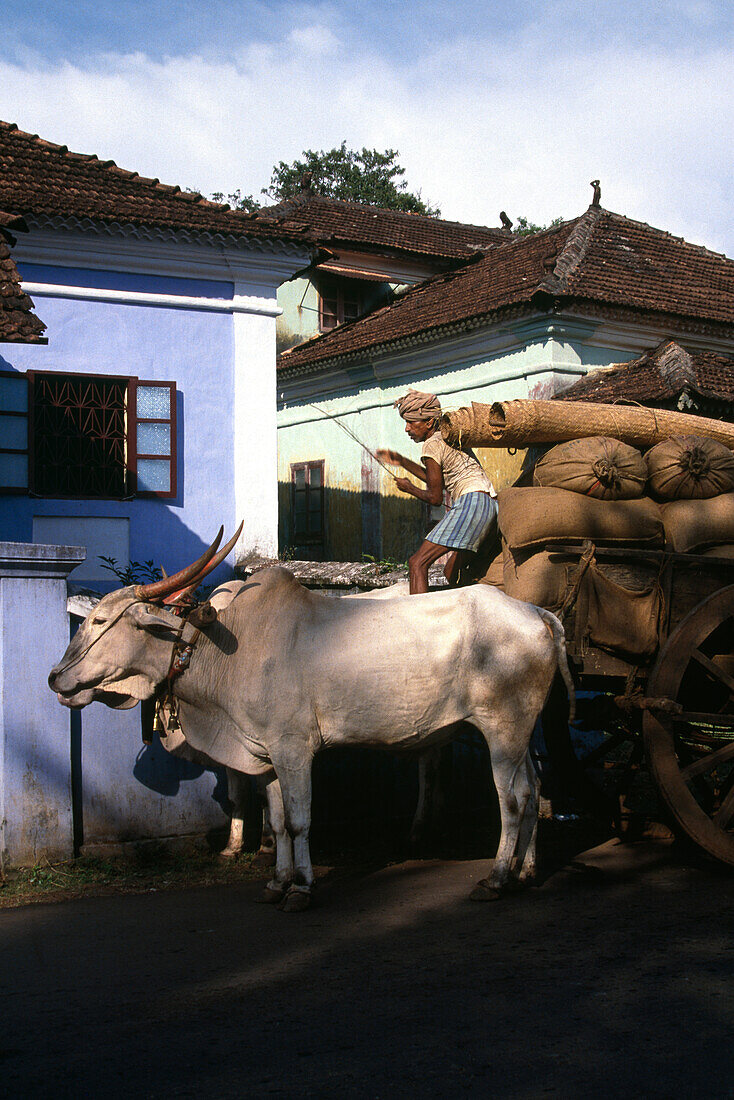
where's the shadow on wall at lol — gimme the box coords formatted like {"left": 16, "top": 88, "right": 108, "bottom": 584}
{"left": 278, "top": 481, "right": 426, "bottom": 563}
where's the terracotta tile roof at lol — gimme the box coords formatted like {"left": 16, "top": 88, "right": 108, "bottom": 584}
{"left": 0, "top": 121, "right": 311, "bottom": 248}
{"left": 556, "top": 340, "right": 734, "bottom": 406}
{"left": 257, "top": 192, "right": 508, "bottom": 259}
{"left": 278, "top": 219, "right": 579, "bottom": 370}
{"left": 278, "top": 206, "right": 734, "bottom": 373}
{"left": 0, "top": 212, "right": 46, "bottom": 343}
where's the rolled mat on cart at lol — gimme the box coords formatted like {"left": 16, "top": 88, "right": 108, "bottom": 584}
{"left": 497, "top": 487, "right": 665, "bottom": 551}
{"left": 440, "top": 399, "right": 734, "bottom": 451}
{"left": 660, "top": 493, "right": 734, "bottom": 552}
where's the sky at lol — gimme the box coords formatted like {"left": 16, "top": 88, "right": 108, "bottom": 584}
{"left": 3, "top": 0, "right": 733, "bottom": 255}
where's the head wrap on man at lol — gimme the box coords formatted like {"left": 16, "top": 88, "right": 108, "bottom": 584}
{"left": 394, "top": 389, "right": 442, "bottom": 423}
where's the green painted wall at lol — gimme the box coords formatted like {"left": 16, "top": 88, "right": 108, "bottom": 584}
{"left": 277, "top": 275, "right": 403, "bottom": 355}
{"left": 277, "top": 311, "right": 650, "bottom": 561}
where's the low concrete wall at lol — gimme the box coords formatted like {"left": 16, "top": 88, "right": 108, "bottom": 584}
{"left": 0, "top": 542, "right": 85, "bottom": 867}
{"left": 236, "top": 556, "right": 448, "bottom": 594}
{"left": 0, "top": 544, "right": 231, "bottom": 867}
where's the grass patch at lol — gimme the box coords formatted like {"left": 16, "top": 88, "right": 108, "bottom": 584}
{"left": 0, "top": 848, "right": 268, "bottom": 909}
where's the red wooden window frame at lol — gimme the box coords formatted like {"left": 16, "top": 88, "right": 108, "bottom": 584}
{"left": 291, "top": 460, "right": 325, "bottom": 544}
{"left": 130, "top": 379, "right": 177, "bottom": 500}
{"left": 318, "top": 278, "right": 365, "bottom": 332}
{"left": 0, "top": 370, "right": 176, "bottom": 500}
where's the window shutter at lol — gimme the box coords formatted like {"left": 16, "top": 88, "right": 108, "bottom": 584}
{"left": 0, "top": 371, "right": 30, "bottom": 491}
{"left": 132, "top": 381, "right": 177, "bottom": 498}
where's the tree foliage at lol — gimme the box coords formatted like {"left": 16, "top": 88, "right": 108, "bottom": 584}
{"left": 210, "top": 188, "right": 260, "bottom": 213}
{"left": 514, "top": 215, "right": 565, "bottom": 236}
{"left": 211, "top": 143, "right": 439, "bottom": 216}
{"left": 263, "top": 143, "right": 439, "bottom": 215}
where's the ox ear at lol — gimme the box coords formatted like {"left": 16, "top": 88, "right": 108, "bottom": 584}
{"left": 127, "top": 601, "right": 181, "bottom": 636}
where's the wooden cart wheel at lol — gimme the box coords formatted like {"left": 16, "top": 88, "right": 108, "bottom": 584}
{"left": 643, "top": 584, "right": 734, "bottom": 867}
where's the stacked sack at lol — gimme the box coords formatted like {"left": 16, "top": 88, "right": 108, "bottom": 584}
{"left": 480, "top": 434, "right": 734, "bottom": 609}
{"left": 645, "top": 435, "right": 734, "bottom": 557}
{"left": 499, "top": 437, "right": 661, "bottom": 608}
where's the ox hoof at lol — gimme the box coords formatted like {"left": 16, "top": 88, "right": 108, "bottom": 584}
{"left": 260, "top": 884, "right": 286, "bottom": 905}
{"left": 218, "top": 847, "right": 240, "bottom": 861}
{"left": 278, "top": 887, "right": 312, "bottom": 913}
{"left": 251, "top": 849, "right": 277, "bottom": 869}
{"left": 469, "top": 879, "right": 503, "bottom": 902}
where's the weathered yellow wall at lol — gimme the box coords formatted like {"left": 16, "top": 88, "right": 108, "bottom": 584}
{"left": 474, "top": 446, "right": 527, "bottom": 491}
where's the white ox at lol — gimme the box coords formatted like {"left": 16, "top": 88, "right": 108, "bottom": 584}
{"left": 212, "top": 580, "right": 427, "bottom": 864}
{"left": 49, "top": 538, "right": 573, "bottom": 911}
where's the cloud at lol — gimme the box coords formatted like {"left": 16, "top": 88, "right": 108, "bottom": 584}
{"left": 288, "top": 24, "right": 339, "bottom": 55}
{"left": 0, "top": 16, "right": 732, "bottom": 255}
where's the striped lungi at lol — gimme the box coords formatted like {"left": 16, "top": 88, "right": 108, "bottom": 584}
{"left": 426, "top": 491, "right": 497, "bottom": 552}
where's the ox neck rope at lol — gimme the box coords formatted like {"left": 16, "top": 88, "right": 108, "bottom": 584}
{"left": 152, "top": 612, "right": 203, "bottom": 738}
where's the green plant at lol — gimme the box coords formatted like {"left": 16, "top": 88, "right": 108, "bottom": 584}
{"left": 361, "top": 553, "right": 406, "bottom": 575}
{"left": 98, "top": 557, "right": 162, "bottom": 585}
{"left": 514, "top": 215, "right": 565, "bottom": 237}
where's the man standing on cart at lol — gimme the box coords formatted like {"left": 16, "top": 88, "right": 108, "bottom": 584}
{"left": 376, "top": 389, "right": 497, "bottom": 593}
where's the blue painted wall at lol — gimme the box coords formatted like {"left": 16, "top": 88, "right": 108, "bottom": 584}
{"left": 0, "top": 269, "right": 238, "bottom": 588}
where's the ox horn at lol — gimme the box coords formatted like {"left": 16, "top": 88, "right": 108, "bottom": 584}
{"left": 161, "top": 520, "right": 245, "bottom": 606}
{"left": 134, "top": 527, "right": 224, "bottom": 601}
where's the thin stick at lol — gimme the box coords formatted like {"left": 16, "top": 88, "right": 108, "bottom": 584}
{"left": 307, "top": 402, "right": 399, "bottom": 479}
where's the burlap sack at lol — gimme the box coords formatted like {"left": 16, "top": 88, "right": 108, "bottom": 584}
{"left": 661, "top": 494, "right": 734, "bottom": 552}
{"left": 533, "top": 436, "right": 646, "bottom": 500}
{"left": 701, "top": 543, "right": 734, "bottom": 558}
{"left": 580, "top": 563, "right": 662, "bottom": 659}
{"left": 502, "top": 544, "right": 569, "bottom": 609}
{"left": 646, "top": 435, "right": 734, "bottom": 500}
{"left": 478, "top": 551, "right": 505, "bottom": 589}
{"left": 498, "top": 487, "right": 665, "bottom": 550}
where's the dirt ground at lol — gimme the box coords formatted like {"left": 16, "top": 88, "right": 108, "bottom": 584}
{"left": 1, "top": 837, "right": 733, "bottom": 1099}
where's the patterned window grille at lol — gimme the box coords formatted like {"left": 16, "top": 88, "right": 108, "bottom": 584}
{"left": 30, "top": 372, "right": 131, "bottom": 498}
{"left": 0, "top": 370, "right": 176, "bottom": 499}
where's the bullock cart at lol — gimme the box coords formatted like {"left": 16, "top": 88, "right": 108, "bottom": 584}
{"left": 537, "top": 541, "right": 734, "bottom": 868}
{"left": 441, "top": 398, "right": 734, "bottom": 868}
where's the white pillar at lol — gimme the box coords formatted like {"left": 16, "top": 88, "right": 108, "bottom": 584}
{"left": 0, "top": 542, "right": 85, "bottom": 866}
{"left": 232, "top": 290, "right": 280, "bottom": 559}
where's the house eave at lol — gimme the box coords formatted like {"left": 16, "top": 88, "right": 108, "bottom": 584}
{"left": 278, "top": 296, "right": 734, "bottom": 381}
{"left": 20, "top": 212, "right": 313, "bottom": 259}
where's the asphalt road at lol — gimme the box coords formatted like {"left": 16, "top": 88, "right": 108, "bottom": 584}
{"left": 2, "top": 842, "right": 733, "bottom": 1099}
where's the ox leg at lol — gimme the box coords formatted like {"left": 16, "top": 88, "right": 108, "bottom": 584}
{"left": 273, "top": 759, "right": 315, "bottom": 913}
{"left": 471, "top": 716, "right": 536, "bottom": 901}
{"left": 260, "top": 775, "right": 294, "bottom": 904}
{"left": 409, "top": 747, "right": 441, "bottom": 846}
{"left": 220, "top": 767, "right": 247, "bottom": 859}
{"left": 513, "top": 754, "right": 540, "bottom": 884}
{"left": 253, "top": 797, "right": 277, "bottom": 868}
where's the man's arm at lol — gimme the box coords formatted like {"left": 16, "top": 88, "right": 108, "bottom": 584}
{"left": 375, "top": 448, "right": 426, "bottom": 482}
{"left": 394, "top": 457, "right": 444, "bottom": 505}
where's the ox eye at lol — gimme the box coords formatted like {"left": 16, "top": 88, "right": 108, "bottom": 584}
{"left": 91, "top": 616, "right": 108, "bottom": 626}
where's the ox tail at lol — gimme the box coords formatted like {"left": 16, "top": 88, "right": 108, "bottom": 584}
{"left": 537, "top": 608, "right": 575, "bottom": 724}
